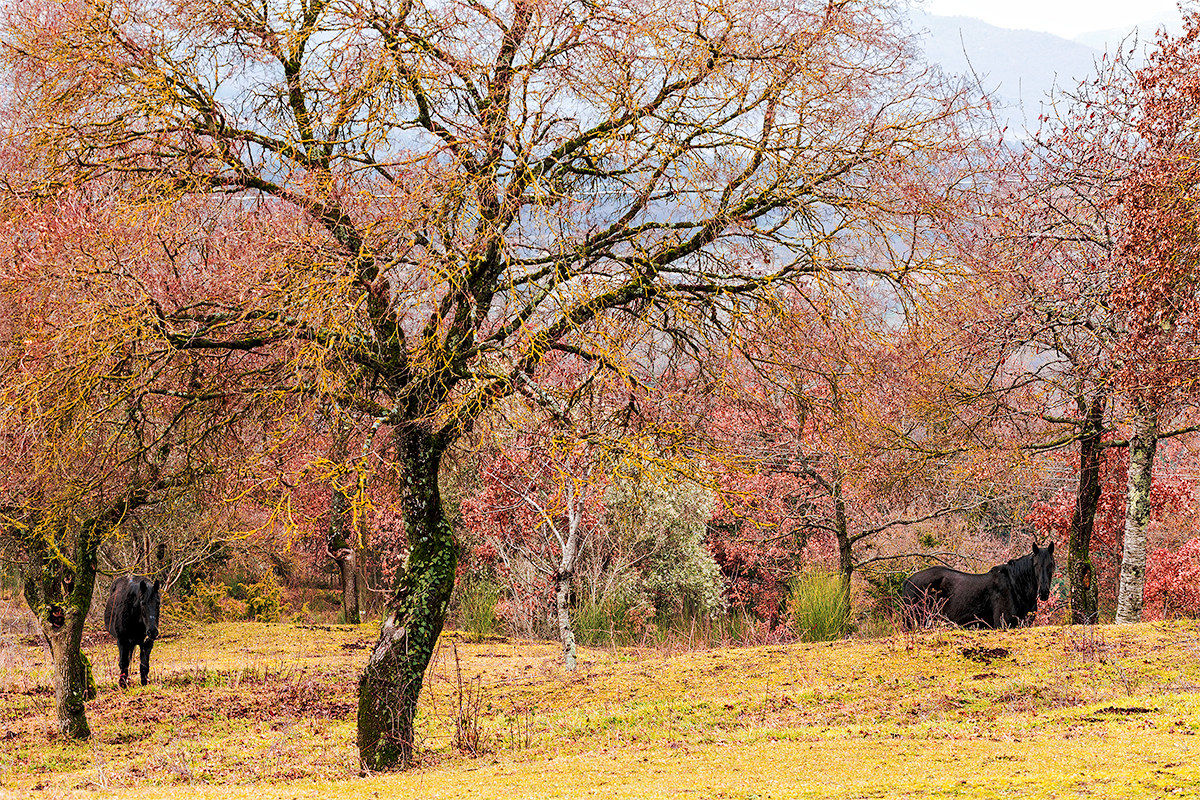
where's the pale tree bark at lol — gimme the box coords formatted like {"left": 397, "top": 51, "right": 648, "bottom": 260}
{"left": 554, "top": 569, "right": 576, "bottom": 670}
{"left": 1115, "top": 402, "right": 1158, "bottom": 624}
{"left": 554, "top": 485, "right": 583, "bottom": 672}
{"left": 495, "top": 470, "right": 586, "bottom": 671}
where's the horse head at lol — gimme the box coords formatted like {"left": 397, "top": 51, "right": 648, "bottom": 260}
{"left": 135, "top": 579, "right": 161, "bottom": 643}
{"left": 1031, "top": 542, "right": 1055, "bottom": 602}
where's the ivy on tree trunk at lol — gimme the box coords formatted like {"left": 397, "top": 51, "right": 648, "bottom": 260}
{"left": 21, "top": 519, "right": 99, "bottom": 739}
{"left": 357, "top": 429, "right": 456, "bottom": 770}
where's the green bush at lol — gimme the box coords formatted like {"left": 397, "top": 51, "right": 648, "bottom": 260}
{"left": 241, "top": 572, "right": 287, "bottom": 622}
{"left": 603, "top": 476, "right": 725, "bottom": 617}
{"left": 790, "top": 572, "right": 850, "bottom": 642}
{"left": 862, "top": 568, "right": 909, "bottom": 616}
{"left": 183, "top": 580, "right": 231, "bottom": 622}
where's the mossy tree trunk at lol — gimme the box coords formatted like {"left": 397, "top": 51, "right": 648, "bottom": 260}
{"left": 1115, "top": 403, "right": 1158, "bottom": 624}
{"left": 357, "top": 428, "right": 456, "bottom": 771}
{"left": 22, "top": 519, "right": 99, "bottom": 739}
{"left": 1068, "top": 391, "right": 1106, "bottom": 624}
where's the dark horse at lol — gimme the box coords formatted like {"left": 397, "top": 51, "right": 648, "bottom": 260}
{"left": 104, "top": 576, "right": 161, "bottom": 688}
{"left": 901, "top": 542, "right": 1055, "bottom": 629}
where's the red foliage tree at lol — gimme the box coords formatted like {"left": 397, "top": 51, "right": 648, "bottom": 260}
{"left": 1144, "top": 537, "right": 1200, "bottom": 619}
{"left": 460, "top": 418, "right": 608, "bottom": 669}
{"left": 1028, "top": 444, "right": 1196, "bottom": 616}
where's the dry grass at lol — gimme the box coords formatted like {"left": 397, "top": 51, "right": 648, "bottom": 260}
{"left": 2, "top": 613, "right": 1200, "bottom": 799}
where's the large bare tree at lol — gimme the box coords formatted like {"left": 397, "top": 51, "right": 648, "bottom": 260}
{"left": 2, "top": 0, "right": 970, "bottom": 767}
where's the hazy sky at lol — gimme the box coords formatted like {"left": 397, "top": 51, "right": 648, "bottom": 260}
{"left": 923, "top": 0, "right": 1181, "bottom": 39}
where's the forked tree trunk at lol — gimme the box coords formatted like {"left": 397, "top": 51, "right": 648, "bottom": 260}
{"left": 23, "top": 528, "right": 99, "bottom": 739}
{"left": 357, "top": 429, "right": 456, "bottom": 771}
{"left": 1115, "top": 403, "right": 1158, "bottom": 624}
{"left": 1068, "top": 392, "right": 1106, "bottom": 624}
{"left": 554, "top": 497, "right": 582, "bottom": 671}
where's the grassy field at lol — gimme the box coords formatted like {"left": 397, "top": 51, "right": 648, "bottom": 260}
{"left": 3, "top": 611, "right": 1200, "bottom": 799}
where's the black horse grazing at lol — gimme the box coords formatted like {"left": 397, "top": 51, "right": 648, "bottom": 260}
{"left": 104, "top": 576, "right": 161, "bottom": 688}
{"left": 901, "top": 542, "right": 1055, "bottom": 629}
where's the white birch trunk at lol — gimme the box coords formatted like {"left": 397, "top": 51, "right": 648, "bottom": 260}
{"left": 555, "top": 567, "right": 576, "bottom": 671}
{"left": 555, "top": 487, "right": 581, "bottom": 671}
{"left": 1115, "top": 403, "right": 1158, "bottom": 624}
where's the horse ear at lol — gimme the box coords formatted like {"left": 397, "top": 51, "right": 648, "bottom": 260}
{"left": 1032, "top": 542, "right": 1039, "bottom": 554}
{"left": 1047, "top": 541, "right": 1054, "bottom": 555}
{"left": 152, "top": 580, "right": 161, "bottom": 594}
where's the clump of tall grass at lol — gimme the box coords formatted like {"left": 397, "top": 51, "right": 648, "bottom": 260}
{"left": 457, "top": 579, "right": 503, "bottom": 639}
{"left": 790, "top": 572, "right": 850, "bottom": 642}
{"left": 572, "top": 595, "right": 645, "bottom": 647}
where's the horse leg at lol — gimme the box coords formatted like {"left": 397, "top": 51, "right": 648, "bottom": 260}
{"left": 118, "top": 641, "right": 133, "bottom": 689}
{"left": 139, "top": 640, "right": 153, "bottom": 686}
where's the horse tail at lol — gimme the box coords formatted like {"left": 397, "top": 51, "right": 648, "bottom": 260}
{"left": 900, "top": 569, "right": 949, "bottom": 628}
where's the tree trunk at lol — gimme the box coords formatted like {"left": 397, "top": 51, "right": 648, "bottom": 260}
{"left": 1115, "top": 403, "right": 1158, "bottom": 624}
{"left": 555, "top": 490, "right": 583, "bottom": 671}
{"left": 555, "top": 568, "right": 576, "bottom": 671}
{"left": 334, "top": 546, "right": 360, "bottom": 625}
{"left": 22, "top": 526, "right": 99, "bottom": 739}
{"left": 1068, "top": 391, "right": 1105, "bottom": 624}
{"left": 43, "top": 619, "right": 94, "bottom": 738}
{"left": 328, "top": 485, "right": 361, "bottom": 626}
{"left": 832, "top": 476, "right": 853, "bottom": 594}
{"left": 357, "top": 429, "right": 456, "bottom": 771}
{"left": 328, "top": 415, "right": 362, "bottom": 625}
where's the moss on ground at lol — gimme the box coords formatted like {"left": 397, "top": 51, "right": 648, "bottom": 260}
{"left": 2, "top": 620, "right": 1199, "bottom": 798}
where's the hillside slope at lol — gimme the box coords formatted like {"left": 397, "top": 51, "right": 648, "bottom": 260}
{"left": 3, "top": 620, "right": 1200, "bottom": 798}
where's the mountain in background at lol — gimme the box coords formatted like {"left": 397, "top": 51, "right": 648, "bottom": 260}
{"left": 1073, "top": 15, "right": 1180, "bottom": 51}
{"left": 910, "top": 12, "right": 1100, "bottom": 133}
{"left": 912, "top": 10, "right": 1190, "bottom": 135}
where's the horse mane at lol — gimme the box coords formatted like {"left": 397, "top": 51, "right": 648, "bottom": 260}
{"left": 997, "top": 552, "right": 1038, "bottom": 615}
